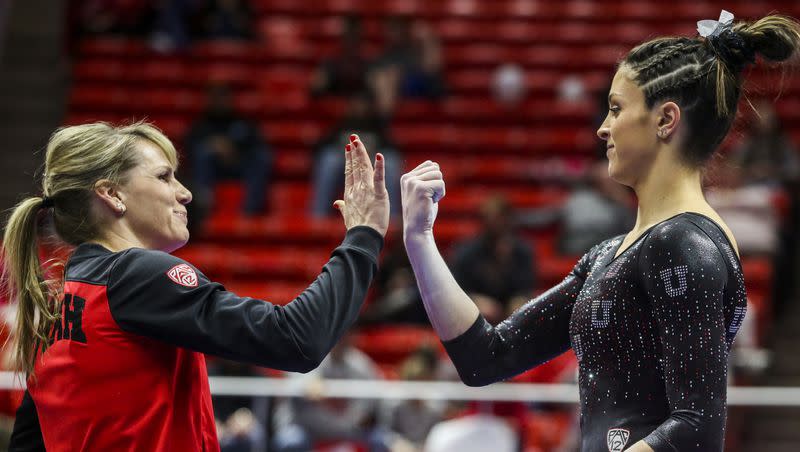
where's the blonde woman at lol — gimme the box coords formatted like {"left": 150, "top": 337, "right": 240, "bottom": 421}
{"left": 3, "top": 124, "right": 388, "bottom": 451}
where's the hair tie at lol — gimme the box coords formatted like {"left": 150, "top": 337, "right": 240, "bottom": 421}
{"left": 41, "top": 196, "right": 54, "bottom": 208}
{"left": 697, "top": 10, "right": 735, "bottom": 39}
{"left": 698, "top": 10, "right": 756, "bottom": 70}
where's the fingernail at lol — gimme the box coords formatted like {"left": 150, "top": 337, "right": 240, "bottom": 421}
{"left": 376, "top": 154, "right": 383, "bottom": 161}
{"left": 350, "top": 134, "right": 357, "bottom": 142}
{"left": 345, "top": 144, "right": 351, "bottom": 152}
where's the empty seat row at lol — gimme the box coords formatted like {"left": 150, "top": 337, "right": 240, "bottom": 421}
{"left": 250, "top": 0, "right": 798, "bottom": 22}
{"left": 68, "top": 84, "right": 598, "bottom": 124}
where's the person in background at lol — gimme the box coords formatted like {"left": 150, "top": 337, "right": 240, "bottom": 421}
{"left": 186, "top": 83, "right": 271, "bottom": 229}
{"left": 705, "top": 162, "right": 780, "bottom": 256}
{"left": 311, "top": 91, "right": 402, "bottom": 217}
{"left": 149, "top": 0, "right": 203, "bottom": 52}
{"left": 733, "top": 99, "right": 799, "bottom": 185}
{"left": 198, "top": 0, "right": 254, "bottom": 41}
{"left": 370, "top": 16, "right": 446, "bottom": 116}
{"left": 381, "top": 345, "right": 446, "bottom": 450}
{"left": 450, "top": 195, "right": 536, "bottom": 323}
{"left": 360, "top": 230, "right": 426, "bottom": 326}
{"left": 272, "top": 333, "right": 390, "bottom": 452}
{"left": 557, "top": 159, "right": 636, "bottom": 255}
{"left": 69, "top": 0, "right": 154, "bottom": 37}
{"left": 310, "top": 14, "right": 370, "bottom": 98}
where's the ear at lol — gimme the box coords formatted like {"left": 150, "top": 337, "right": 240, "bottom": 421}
{"left": 93, "top": 179, "right": 126, "bottom": 215}
{"left": 656, "top": 101, "right": 681, "bottom": 139}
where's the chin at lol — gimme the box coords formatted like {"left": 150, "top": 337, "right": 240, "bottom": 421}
{"left": 607, "top": 163, "right": 631, "bottom": 187}
{"left": 607, "top": 160, "right": 618, "bottom": 180}
{"left": 174, "top": 235, "right": 190, "bottom": 251}
{"left": 161, "top": 235, "right": 190, "bottom": 254}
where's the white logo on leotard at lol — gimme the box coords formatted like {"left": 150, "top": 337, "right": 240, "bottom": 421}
{"left": 659, "top": 265, "right": 688, "bottom": 297}
{"left": 607, "top": 428, "right": 630, "bottom": 452}
{"left": 729, "top": 306, "right": 746, "bottom": 336}
{"left": 723, "top": 244, "right": 738, "bottom": 268}
{"left": 591, "top": 300, "right": 613, "bottom": 328}
{"left": 573, "top": 334, "right": 583, "bottom": 361}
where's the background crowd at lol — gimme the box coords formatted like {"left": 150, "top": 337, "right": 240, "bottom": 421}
{"left": 1, "top": 1, "right": 799, "bottom": 451}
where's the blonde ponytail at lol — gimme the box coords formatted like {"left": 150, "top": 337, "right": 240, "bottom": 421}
{"left": 2, "top": 197, "right": 60, "bottom": 375}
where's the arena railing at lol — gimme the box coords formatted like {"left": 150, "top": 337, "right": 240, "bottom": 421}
{"left": 1, "top": 372, "right": 800, "bottom": 406}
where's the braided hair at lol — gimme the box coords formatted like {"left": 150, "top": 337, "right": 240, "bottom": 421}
{"left": 622, "top": 14, "right": 800, "bottom": 167}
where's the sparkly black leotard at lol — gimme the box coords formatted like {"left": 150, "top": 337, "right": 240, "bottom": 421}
{"left": 443, "top": 213, "right": 747, "bottom": 452}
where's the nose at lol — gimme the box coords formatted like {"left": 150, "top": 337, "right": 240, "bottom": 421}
{"left": 596, "top": 118, "right": 610, "bottom": 142}
{"left": 176, "top": 180, "right": 192, "bottom": 205}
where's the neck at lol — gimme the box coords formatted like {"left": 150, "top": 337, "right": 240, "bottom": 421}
{"left": 631, "top": 154, "right": 708, "bottom": 231}
{"left": 91, "top": 225, "right": 143, "bottom": 253}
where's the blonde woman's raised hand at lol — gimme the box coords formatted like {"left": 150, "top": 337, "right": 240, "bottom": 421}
{"left": 333, "top": 134, "right": 390, "bottom": 236}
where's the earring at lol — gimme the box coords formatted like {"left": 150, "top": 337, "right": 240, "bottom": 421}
{"left": 117, "top": 203, "right": 125, "bottom": 214}
{"left": 658, "top": 129, "right": 667, "bottom": 138}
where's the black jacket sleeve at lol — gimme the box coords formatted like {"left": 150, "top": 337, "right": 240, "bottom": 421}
{"left": 442, "top": 243, "right": 599, "bottom": 387}
{"left": 106, "top": 226, "right": 383, "bottom": 373}
{"left": 8, "top": 391, "right": 45, "bottom": 452}
{"left": 639, "top": 221, "right": 729, "bottom": 451}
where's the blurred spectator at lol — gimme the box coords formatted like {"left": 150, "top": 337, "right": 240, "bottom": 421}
{"left": 370, "top": 17, "right": 446, "bottom": 116}
{"left": 207, "top": 359, "right": 261, "bottom": 428}
{"left": 706, "top": 163, "right": 779, "bottom": 256}
{"left": 404, "top": 23, "right": 446, "bottom": 99}
{"left": 381, "top": 346, "right": 446, "bottom": 449}
{"left": 272, "top": 334, "right": 390, "bottom": 452}
{"left": 557, "top": 159, "right": 635, "bottom": 255}
{"left": 186, "top": 83, "right": 272, "bottom": 229}
{"left": 310, "top": 15, "right": 370, "bottom": 98}
{"left": 733, "top": 99, "right": 799, "bottom": 185}
{"left": 424, "top": 414, "right": 517, "bottom": 452}
{"left": 450, "top": 195, "right": 536, "bottom": 322}
{"left": 69, "top": 0, "right": 154, "bottom": 39}
{"left": 361, "top": 232, "right": 426, "bottom": 326}
{"left": 310, "top": 91, "right": 401, "bottom": 217}
{"left": 491, "top": 63, "right": 526, "bottom": 108}
{"left": 218, "top": 407, "right": 263, "bottom": 452}
{"left": 149, "top": 0, "right": 204, "bottom": 52}
{"left": 557, "top": 75, "right": 588, "bottom": 104}
{"left": 207, "top": 358, "right": 266, "bottom": 452}
{"left": 197, "top": 0, "right": 254, "bottom": 40}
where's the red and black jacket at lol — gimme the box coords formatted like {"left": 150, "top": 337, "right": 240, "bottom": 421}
{"left": 10, "top": 226, "right": 383, "bottom": 451}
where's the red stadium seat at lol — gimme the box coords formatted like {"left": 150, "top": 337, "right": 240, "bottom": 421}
{"left": 522, "top": 410, "right": 574, "bottom": 452}
{"left": 216, "top": 281, "right": 310, "bottom": 305}
{"left": 352, "top": 326, "right": 441, "bottom": 365}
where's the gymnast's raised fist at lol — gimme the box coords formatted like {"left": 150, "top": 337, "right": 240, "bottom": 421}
{"left": 333, "top": 134, "right": 390, "bottom": 237}
{"left": 400, "top": 160, "right": 445, "bottom": 242}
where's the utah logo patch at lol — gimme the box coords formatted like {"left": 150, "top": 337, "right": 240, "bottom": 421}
{"left": 166, "top": 263, "right": 198, "bottom": 287}
{"left": 607, "top": 428, "right": 630, "bottom": 452}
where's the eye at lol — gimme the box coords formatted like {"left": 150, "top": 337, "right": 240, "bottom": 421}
{"left": 609, "top": 106, "right": 621, "bottom": 115}
{"left": 158, "top": 171, "right": 172, "bottom": 181}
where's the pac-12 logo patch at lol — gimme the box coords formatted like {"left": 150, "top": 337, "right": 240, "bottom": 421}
{"left": 166, "top": 264, "right": 198, "bottom": 287}
{"left": 607, "top": 428, "right": 630, "bottom": 452}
